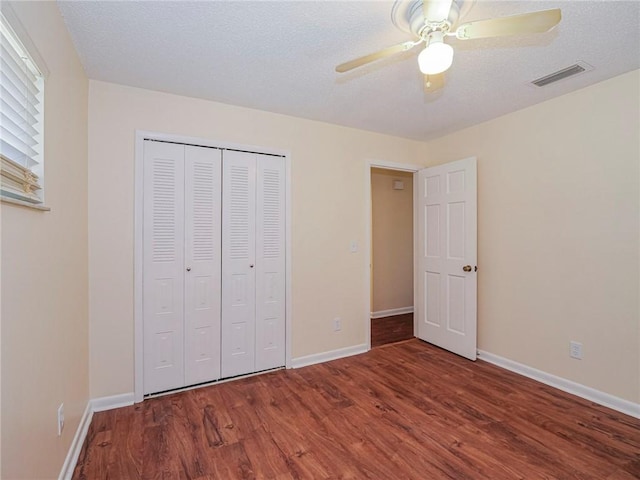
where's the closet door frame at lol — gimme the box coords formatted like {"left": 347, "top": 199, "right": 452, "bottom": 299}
{"left": 134, "top": 130, "right": 292, "bottom": 403}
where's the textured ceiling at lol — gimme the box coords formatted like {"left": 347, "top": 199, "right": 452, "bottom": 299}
{"left": 57, "top": 0, "right": 640, "bottom": 141}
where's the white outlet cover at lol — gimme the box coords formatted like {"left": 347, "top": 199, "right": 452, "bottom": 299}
{"left": 333, "top": 317, "right": 342, "bottom": 331}
{"left": 57, "top": 403, "right": 65, "bottom": 436}
{"left": 570, "top": 341, "right": 583, "bottom": 359}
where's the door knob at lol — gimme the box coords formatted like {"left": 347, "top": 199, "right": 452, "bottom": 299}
{"left": 186, "top": 267, "right": 191, "bottom": 272}
{"left": 462, "top": 265, "right": 472, "bottom": 272}
{"left": 249, "top": 264, "right": 254, "bottom": 268}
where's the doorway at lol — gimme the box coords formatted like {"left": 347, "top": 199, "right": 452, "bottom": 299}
{"left": 365, "top": 158, "right": 478, "bottom": 358}
{"left": 367, "top": 162, "right": 419, "bottom": 348}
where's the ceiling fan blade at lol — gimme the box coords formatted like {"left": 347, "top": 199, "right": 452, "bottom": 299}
{"left": 423, "top": 0, "right": 453, "bottom": 23}
{"left": 335, "top": 41, "right": 417, "bottom": 73}
{"left": 455, "top": 8, "right": 561, "bottom": 40}
{"left": 424, "top": 73, "right": 445, "bottom": 93}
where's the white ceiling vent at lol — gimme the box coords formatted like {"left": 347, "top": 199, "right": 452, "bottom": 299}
{"left": 531, "top": 62, "right": 593, "bottom": 87}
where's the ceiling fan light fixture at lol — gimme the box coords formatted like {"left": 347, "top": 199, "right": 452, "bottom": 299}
{"left": 418, "top": 34, "right": 454, "bottom": 75}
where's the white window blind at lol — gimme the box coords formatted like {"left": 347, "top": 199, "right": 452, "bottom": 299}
{"left": 0, "top": 12, "right": 44, "bottom": 204}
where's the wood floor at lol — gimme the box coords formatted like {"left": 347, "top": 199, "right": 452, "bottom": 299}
{"left": 73, "top": 340, "right": 640, "bottom": 480}
{"left": 370, "top": 313, "right": 414, "bottom": 347}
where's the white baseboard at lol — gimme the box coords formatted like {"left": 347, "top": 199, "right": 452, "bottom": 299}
{"left": 291, "top": 343, "right": 368, "bottom": 369}
{"left": 58, "top": 402, "right": 93, "bottom": 480}
{"left": 478, "top": 350, "right": 640, "bottom": 419}
{"left": 370, "top": 306, "right": 414, "bottom": 319}
{"left": 58, "top": 392, "right": 135, "bottom": 479}
{"left": 91, "top": 392, "right": 135, "bottom": 412}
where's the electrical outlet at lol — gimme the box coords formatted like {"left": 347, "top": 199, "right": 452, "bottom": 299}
{"left": 333, "top": 317, "right": 342, "bottom": 332}
{"left": 57, "top": 403, "right": 64, "bottom": 436}
{"left": 570, "top": 341, "right": 583, "bottom": 360}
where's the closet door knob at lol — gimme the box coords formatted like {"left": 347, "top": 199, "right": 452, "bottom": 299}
{"left": 249, "top": 264, "right": 254, "bottom": 268}
{"left": 186, "top": 267, "right": 191, "bottom": 272}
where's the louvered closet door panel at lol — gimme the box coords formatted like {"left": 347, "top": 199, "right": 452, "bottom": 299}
{"left": 184, "top": 145, "right": 222, "bottom": 385}
{"left": 221, "top": 150, "right": 257, "bottom": 378}
{"left": 255, "top": 155, "right": 286, "bottom": 371}
{"left": 143, "top": 140, "right": 185, "bottom": 394}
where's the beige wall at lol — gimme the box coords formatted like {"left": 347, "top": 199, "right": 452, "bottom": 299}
{"left": 87, "top": 80, "right": 426, "bottom": 397}
{"left": 371, "top": 168, "right": 414, "bottom": 313}
{"left": 425, "top": 70, "right": 640, "bottom": 403}
{"left": 89, "top": 73, "right": 640, "bottom": 405}
{"left": 0, "top": 2, "right": 89, "bottom": 479}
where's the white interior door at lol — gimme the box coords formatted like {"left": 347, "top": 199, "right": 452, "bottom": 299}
{"left": 417, "top": 157, "right": 477, "bottom": 360}
{"left": 221, "top": 150, "right": 257, "bottom": 377}
{"left": 184, "top": 145, "right": 222, "bottom": 385}
{"left": 255, "top": 155, "right": 286, "bottom": 371}
{"left": 143, "top": 141, "right": 186, "bottom": 394}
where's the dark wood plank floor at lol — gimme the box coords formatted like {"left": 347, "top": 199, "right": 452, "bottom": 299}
{"left": 371, "top": 313, "right": 414, "bottom": 347}
{"left": 73, "top": 340, "right": 640, "bottom": 480}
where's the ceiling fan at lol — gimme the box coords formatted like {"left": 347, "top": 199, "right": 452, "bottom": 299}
{"left": 335, "top": 0, "right": 561, "bottom": 91}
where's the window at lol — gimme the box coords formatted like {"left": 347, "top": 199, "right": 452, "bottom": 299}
{"left": 0, "top": 11, "right": 44, "bottom": 204}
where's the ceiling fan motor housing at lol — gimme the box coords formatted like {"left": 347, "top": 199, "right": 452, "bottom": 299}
{"left": 392, "top": 0, "right": 472, "bottom": 36}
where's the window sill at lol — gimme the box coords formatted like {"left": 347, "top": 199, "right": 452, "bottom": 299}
{"left": 1, "top": 195, "right": 50, "bottom": 211}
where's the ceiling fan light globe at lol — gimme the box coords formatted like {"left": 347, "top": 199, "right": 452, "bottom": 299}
{"left": 418, "top": 42, "right": 454, "bottom": 75}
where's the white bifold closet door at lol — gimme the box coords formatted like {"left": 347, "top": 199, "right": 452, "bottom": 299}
{"left": 222, "top": 150, "right": 286, "bottom": 378}
{"left": 143, "top": 140, "right": 222, "bottom": 395}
